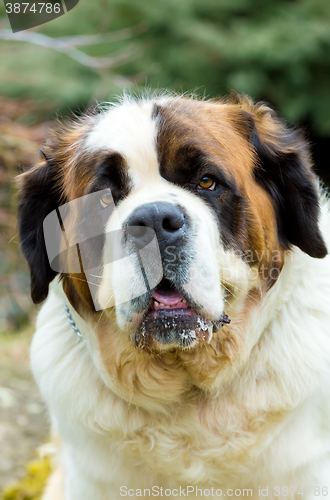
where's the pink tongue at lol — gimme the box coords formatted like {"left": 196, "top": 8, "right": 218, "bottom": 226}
{"left": 152, "top": 288, "right": 184, "bottom": 306}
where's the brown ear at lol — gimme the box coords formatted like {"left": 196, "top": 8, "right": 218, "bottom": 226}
{"left": 239, "top": 99, "right": 327, "bottom": 259}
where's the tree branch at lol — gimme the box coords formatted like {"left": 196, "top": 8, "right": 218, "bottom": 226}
{"left": 0, "top": 26, "right": 145, "bottom": 70}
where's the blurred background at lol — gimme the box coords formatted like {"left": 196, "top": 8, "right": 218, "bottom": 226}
{"left": 0, "top": 0, "right": 330, "bottom": 494}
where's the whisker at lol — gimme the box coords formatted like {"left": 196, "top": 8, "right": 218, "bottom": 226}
{"left": 97, "top": 292, "right": 115, "bottom": 324}
{"left": 66, "top": 274, "right": 113, "bottom": 290}
{"left": 64, "top": 275, "right": 115, "bottom": 324}
{"left": 222, "top": 278, "right": 262, "bottom": 305}
{"left": 221, "top": 283, "right": 240, "bottom": 302}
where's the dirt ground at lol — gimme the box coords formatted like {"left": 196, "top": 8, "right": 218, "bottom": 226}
{"left": 0, "top": 327, "right": 49, "bottom": 493}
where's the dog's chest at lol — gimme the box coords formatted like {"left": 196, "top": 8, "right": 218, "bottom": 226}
{"left": 93, "top": 396, "right": 281, "bottom": 487}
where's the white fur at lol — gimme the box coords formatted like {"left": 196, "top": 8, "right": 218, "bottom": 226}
{"left": 30, "top": 100, "right": 330, "bottom": 499}
{"left": 31, "top": 198, "right": 330, "bottom": 500}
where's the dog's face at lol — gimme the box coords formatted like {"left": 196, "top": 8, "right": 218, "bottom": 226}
{"left": 17, "top": 95, "right": 327, "bottom": 400}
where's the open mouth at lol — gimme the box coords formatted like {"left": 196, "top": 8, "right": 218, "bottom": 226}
{"left": 147, "top": 278, "right": 197, "bottom": 318}
{"left": 131, "top": 278, "right": 231, "bottom": 351}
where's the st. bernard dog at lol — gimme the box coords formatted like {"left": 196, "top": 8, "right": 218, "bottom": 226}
{"left": 17, "top": 94, "right": 330, "bottom": 499}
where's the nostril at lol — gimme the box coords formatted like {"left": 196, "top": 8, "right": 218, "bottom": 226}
{"left": 127, "top": 224, "right": 148, "bottom": 239}
{"left": 162, "top": 215, "right": 184, "bottom": 232}
{"left": 162, "top": 217, "right": 174, "bottom": 231}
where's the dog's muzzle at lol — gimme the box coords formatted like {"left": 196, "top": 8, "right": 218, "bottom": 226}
{"left": 124, "top": 202, "right": 230, "bottom": 351}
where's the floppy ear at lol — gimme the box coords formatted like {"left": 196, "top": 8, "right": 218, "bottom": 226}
{"left": 17, "top": 156, "right": 64, "bottom": 303}
{"left": 245, "top": 101, "right": 327, "bottom": 259}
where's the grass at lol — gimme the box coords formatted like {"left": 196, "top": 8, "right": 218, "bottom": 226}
{"left": 1, "top": 456, "right": 51, "bottom": 500}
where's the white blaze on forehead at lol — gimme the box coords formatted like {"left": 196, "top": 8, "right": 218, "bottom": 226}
{"left": 85, "top": 100, "right": 160, "bottom": 184}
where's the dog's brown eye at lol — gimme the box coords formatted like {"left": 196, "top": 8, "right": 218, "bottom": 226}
{"left": 198, "top": 176, "right": 216, "bottom": 190}
{"left": 100, "top": 191, "right": 113, "bottom": 208}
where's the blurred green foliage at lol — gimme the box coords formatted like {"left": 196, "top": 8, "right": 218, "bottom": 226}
{"left": 0, "top": 98, "right": 46, "bottom": 330}
{"left": 0, "top": 0, "right": 330, "bottom": 133}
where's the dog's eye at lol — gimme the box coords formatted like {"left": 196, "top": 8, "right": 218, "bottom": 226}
{"left": 197, "top": 176, "right": 216, "bottom": 190}
{"left": 100, "top": 191, "right": 113, "bottom": 208}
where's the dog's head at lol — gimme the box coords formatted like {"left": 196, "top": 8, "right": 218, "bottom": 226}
{"left": 17, "top": 94, "right": 327, "bottom": 399}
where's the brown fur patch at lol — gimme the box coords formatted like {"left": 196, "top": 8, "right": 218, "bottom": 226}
{"left": 155, "top": 98, "right": 285, "bottom": 282}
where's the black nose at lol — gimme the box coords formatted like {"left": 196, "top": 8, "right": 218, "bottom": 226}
{"left": 126, "top": 202, "right": 187, "bottom": 250}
